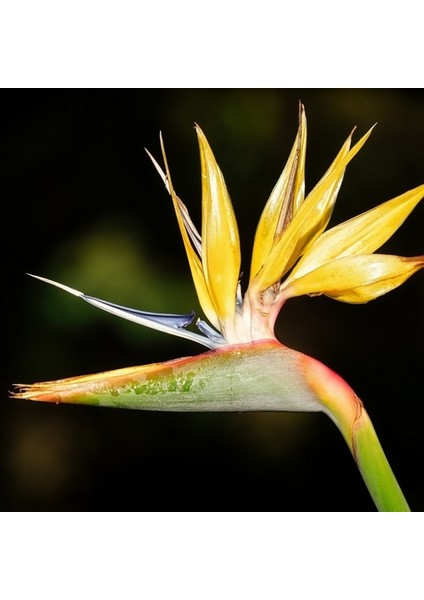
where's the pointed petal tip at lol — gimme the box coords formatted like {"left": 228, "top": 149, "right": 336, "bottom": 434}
{"left": 145, "top": 147, "right": 169, "bottom": 191}
{"left": 194, "top": 123, "right": 205, "bottom": 140}
{"left": 194, "top": 124, "right": 212, "bottom": 148}
{"left": 27, "top": 274, "right": 83, "bottom": 298}
{"left": 348, "top": 122, "right": 376, "bottom": 142}
{"left": 404, "top": 254, "right": 424, "bottom": 267}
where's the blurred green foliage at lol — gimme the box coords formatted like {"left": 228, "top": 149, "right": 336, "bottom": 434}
{"left": 3, "top": 89, "right": 424, "bottom": 510}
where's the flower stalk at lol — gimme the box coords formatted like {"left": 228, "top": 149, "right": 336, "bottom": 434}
{"left": 303, "top": 356, "right": 410, "bottom": 511}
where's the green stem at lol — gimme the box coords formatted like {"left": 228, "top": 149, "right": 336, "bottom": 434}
{"left": 350, "top": 408, "right": 410, "bottom": 511}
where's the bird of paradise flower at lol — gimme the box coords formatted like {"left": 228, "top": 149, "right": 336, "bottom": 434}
{"left": 13, "top": 105, "right": 424, "bottom": 511}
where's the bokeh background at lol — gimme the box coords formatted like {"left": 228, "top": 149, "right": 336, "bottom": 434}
{"left": 2, "top": 89, "right": 423, "bottom": 511}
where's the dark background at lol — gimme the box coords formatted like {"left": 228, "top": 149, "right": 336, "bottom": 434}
{"left": 2, "top": 89, "right": 423, "bottom": 511}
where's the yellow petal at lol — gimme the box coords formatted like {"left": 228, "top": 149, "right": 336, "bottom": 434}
{"left": 288, "top": 184, "right": 424, "bottom": 281}
{"left": 250, "top": 104, "right": 307, "bottom": 281}
{"left": 285, "top": 254, "right": 424, "bottom": 303}
{"left": 196, "top": 125, "right": 241, "bottom": 327}
{"left": 252, "top": 125, "right": 374, "bottom": 292}
{"left": 159, "top": 134, "right": 220, "bottom": 330}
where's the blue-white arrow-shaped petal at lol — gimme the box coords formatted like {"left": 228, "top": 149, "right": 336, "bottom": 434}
{"left": 28, "top": 274, "right": 221, "bottom": 348}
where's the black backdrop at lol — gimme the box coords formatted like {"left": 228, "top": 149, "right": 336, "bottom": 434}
{"left": 3, "top": 89, "right": 423, "bottom": 510}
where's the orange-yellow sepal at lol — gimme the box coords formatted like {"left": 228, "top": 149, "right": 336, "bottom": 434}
{"left": 196, "top": 125, "right": 241, "bottom": 332}
{"left": 288, "top": 184, "right": 424, "bottom": 281}
{"left": 250, "top": 104, "right": 307, "bottom": 281}
{"left": 252, "top": 125, "right": 374, "bottom": 292}
{"left": 285, "top": 254, "right": 424, "bottom": 303}
{"left": 156, "top": 128, "right": 241, "bottom": 337}
{"left": 158, "top": 134, "right": 219, "bottom": 330}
